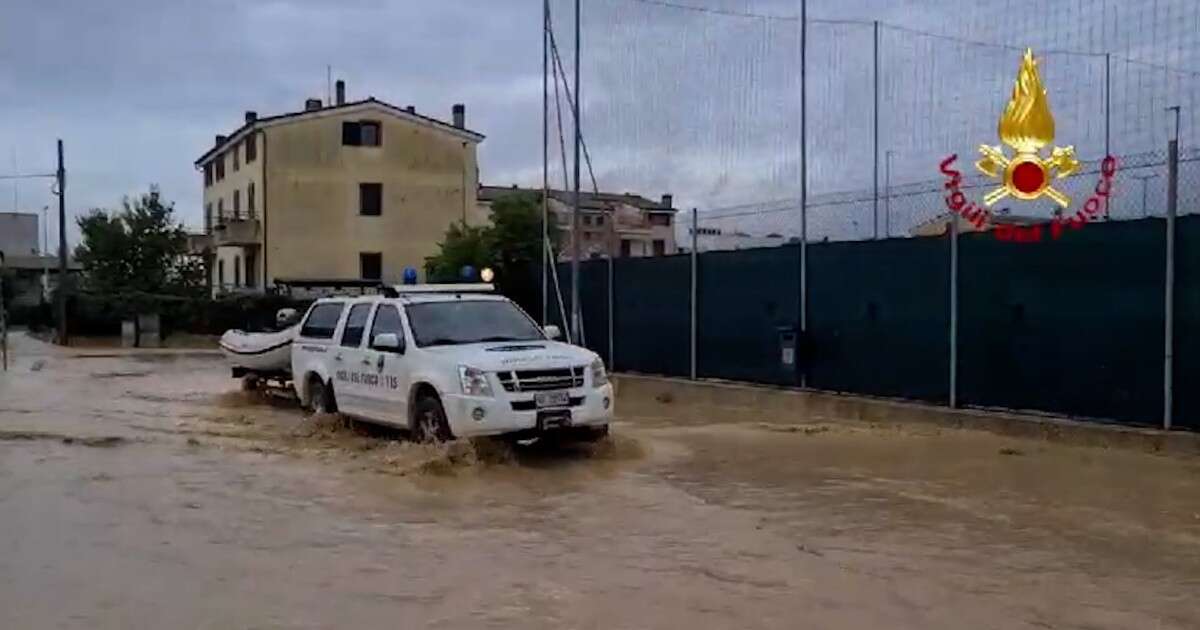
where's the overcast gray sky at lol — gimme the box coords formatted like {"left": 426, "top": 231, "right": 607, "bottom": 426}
{"left": 3, "top": 0, "right": 1197, "bottom": 247}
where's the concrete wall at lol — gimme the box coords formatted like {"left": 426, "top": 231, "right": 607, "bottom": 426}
{"left": 263, "top": 109, "right": 479, "bottom": 284}
{"left": 613, "top": 374, "right": 1200, "bottom": 455}
{"left": 0, "top": 213, "right": 39, "bottom": 259}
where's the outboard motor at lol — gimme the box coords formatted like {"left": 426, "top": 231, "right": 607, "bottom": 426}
{"left": 276, "top": 308, "right": 300, "bottom": 329}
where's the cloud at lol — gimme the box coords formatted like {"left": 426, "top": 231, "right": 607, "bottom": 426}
{"left": 1, "top": 0, "right": 1196, "bottom": 247}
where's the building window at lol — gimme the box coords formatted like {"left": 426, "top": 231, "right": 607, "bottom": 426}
{"left": 233, "top": 189, "right": 240, "bottom": 216}
{"left": 234, "top": 255, "right": 241, "bottom": 287}
{"left": 649, "top": 213, "right": 671, "bottom": 227}
{"left": 653, "top": 239, "right": 666, "bottom": 256}
{"left": 596, "top": 215, "right": 605, "bottom": 226}
{"left": 359, "top": 183, "right": 382, "bottom": 216}
{"left": 245, "top": 134, "right": 257, "bottom": 162}
{"left": 204, "top": 203, "right": 212, "bottom": 232}
{"left": 342, "top": 120, "right": 382, "bottom": 147}
{"left": 215, "top": 154, "right": 225, "bottom": 181}
{"left": 361, "top": 121, "right": 381, "bottom": 146}
{"left": 360, "top": 253, "right": 382, "bottom": 280}
{"left": 217, "top": 198, "right": 224, "bottom": 222}
{"left": 204, "top": 163, "right": 213, "bottom": 187}
{"left": 232, "top": 145, "right": 239, "bottom": 172}
{"left": 217, "top": 259, "right": 225, "bottom": 287}
{"left": 583, "top": 215, "right": 592, "bottom": 226}
{"left": 247, "top": 183, "right": 256, "bottom": 216}
{"left": 245, "top": 251, "right": 257, "bottom": 288}
{"left": 620, "top": 239, "right": 631, "bottom": 258}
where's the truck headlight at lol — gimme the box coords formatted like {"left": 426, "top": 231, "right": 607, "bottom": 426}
{"left": 590, "top": 358, "right": 609, "bottom": 387}
{"left": 458, "top": 366, "right": 493, "bottom": 397}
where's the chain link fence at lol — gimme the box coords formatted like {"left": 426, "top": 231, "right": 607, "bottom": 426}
{"left": 540, "top": 0, "right": 1200, "bottom": 429}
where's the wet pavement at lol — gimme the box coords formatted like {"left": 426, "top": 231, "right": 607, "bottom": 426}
{"left": 1, "top": 332, "right": 1198, "bottom": 629}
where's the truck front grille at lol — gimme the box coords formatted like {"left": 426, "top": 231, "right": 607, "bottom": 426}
{"left": 497, "top": 367, "right": 585, "bottom": 392}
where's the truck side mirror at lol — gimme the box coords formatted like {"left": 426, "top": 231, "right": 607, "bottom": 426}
{"left": 544, "top": 324, "right": 562, "bottom": 340}
{"left": 372, "top": 332, "right": 404, "bottom": 354}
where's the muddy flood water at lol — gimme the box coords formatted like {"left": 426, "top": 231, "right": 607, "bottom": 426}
{"left": 1, "top": 333, "right": 1198, "bottom": 629}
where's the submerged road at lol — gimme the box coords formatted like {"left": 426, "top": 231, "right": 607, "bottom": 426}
{"left": 0, "top": 333, "right": 1197, "bottom": 629}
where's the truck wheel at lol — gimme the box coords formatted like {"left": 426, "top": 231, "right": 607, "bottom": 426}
{"left": 309, "top": 377, "right": 337, "bottom": 414}
{"left": 413, "top": 395, "right": 452, "bottom": 443}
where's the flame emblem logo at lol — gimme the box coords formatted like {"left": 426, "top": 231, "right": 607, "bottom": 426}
{"left": 975, "top": 49, "right": 1079, "bottom": 207}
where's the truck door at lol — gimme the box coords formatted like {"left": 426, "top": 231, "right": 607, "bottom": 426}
{"left": 357, "top": 303, "right": 410, "bottom": 426}
{"left": 331, "top": 302, "right": 374, "bottom": 417}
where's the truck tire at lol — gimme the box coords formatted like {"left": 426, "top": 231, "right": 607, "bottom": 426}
{"left": 413, "top": 395, "right": 452, "bottom": 443}
{"left": 309, "top": 376, "right": 337, "bottom": 414}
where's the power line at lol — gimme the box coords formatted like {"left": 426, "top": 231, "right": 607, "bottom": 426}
{"left": 625, "top": 0, "right": 1200, "bottom": 74}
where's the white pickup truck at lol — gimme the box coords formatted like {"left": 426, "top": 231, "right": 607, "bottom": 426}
{"left": 290, "top": 285, "right": 613, "bottom": 442}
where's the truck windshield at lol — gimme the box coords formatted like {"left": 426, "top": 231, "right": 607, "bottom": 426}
{"left": 406, "top": 300, "right": 545, "bottom": 347}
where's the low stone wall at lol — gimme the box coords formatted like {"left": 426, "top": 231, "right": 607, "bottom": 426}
{"left": 613, "top": 374, "right": 1200, "bottom": 456}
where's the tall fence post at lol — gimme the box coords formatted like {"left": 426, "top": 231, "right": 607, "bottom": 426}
{"left": 690, "top": 207, "right": 698, "bottom": 380}
{"left": 541, "top": 0, "right": 550, "bottom": 325}
{"left": 872, "top": 20, "right": 880, "bottom": 240}
{"left": 1164, "top": 105, "right": 1180, "bottom": 430}
{"left": 798, "top": 0, "right": 808, "bottom": 388}
{"left": 1104, "top": 52, "right": 1112, "bottom": 220}
{"left": 607, "top": 244, "right": 614, "bottom": 369}
{"left": 949, "top": 214, "right": 959, "bottom": 408}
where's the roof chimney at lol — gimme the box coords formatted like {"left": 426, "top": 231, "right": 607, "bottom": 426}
{"left": 335, "top": 80, "right": 345, "bottom": 106}
{"left": 244, "top": 110, "right": 257, "bottom": 124}
{"left": 406, "top": 105, "right": 416, "bottom": 114}
{"left": 452, "top": 103, "right": 465, "bottom": 128}
{"left": 215, "top": 134, "right": 227, "bottom": 146}
{"left": 661, "top": 193, "right": 674, "bottom": 208}
{"left": 304, "top": 98, "right": 322, "bottom": 111}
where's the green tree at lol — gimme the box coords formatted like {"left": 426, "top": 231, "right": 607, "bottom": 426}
{"left": 424, "top": 192, "right": 558, "bottom": 283}
{"left": 489, "top": 192, "right": 558, "bottom": 282}
{"left": 424, "top": 221, "right": 493, "bottom": 282}
{"left": 74, "top": 187, "right": 205, "bottom": 302}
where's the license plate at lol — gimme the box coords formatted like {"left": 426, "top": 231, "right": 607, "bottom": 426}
{"left": 534, "top": 390, "right": 570, "bottom": 408}
{"left": 538, "top": 410, "right": 571, "bottom": 430}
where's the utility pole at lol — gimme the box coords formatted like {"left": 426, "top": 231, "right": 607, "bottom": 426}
{"left": 56, "top": 140, "right": 67, "bottom": 346}
{"left": 569, "top": 0, "right": 582, "bottom": 345}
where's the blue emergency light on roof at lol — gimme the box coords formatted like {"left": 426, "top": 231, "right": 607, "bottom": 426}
{"left": 460, "top": 265, "right": 477, "bottom": 281}
{"left": 403, "top": 267, "right": 418, "bottom": 285}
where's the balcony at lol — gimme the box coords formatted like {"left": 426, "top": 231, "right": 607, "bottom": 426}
{"left": 212, "top": 213, "right": 261, "bottom": 247}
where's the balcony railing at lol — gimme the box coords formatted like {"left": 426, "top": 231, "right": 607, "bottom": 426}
{"left": 211, "top": 212, "right": 261, "bottom": 246}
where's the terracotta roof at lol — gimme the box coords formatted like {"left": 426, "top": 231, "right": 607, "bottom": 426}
{"left": 195, "top": 98, "right": 485, "bottom": 166}
{"left": 478, "top": 185, "right": 676, "bottom": 213}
